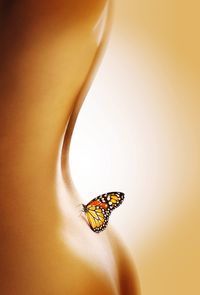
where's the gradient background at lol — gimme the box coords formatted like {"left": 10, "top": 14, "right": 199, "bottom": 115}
{"left": 70, "top": 1, "right": 200, "bottom": 294}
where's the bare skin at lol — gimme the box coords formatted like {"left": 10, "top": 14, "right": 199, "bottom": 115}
{"left": 0, "top": 1, "right": 140, "bottom": 294}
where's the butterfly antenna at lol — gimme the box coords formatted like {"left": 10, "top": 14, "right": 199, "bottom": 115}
{"left": 76, "top": 203, "right": 85, "bottom": 217}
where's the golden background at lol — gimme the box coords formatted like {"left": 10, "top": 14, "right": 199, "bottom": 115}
{"left": 70, "top": 0, "right": 200, "bottom": 294}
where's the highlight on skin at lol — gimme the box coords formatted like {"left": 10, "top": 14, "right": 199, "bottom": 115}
{"left": 0, "top": 0, "right": 140, "bottom": 294}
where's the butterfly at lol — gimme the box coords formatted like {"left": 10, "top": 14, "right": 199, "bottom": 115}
{"left": 82, "top": 192, "right": 125, "bottom": 233}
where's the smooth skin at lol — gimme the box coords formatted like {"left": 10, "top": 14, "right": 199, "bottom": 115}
{"left": 0, "top": 1, "right": 140, "bottom": 294}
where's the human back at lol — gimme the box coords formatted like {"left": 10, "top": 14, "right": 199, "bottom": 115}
{"left": 0, "top": 1, "right": 139, "bottom": 294}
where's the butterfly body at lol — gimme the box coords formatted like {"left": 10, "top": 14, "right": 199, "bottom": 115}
{"left": 82, "top": 192, "right": 124, "bottom": 233}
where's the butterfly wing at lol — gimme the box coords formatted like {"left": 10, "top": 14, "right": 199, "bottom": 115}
{"left": 83, "top": 191, "right": 125, "bottom": 233}
{"left": 98, "top": 192, "right": 125, "bottom": 211}
{"left": 85, "top": 204, "right": 110, "bottom": 233}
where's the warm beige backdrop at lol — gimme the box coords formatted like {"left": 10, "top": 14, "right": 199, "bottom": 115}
{"left": 70, "top": 1, "right": 200, "bottom": 294}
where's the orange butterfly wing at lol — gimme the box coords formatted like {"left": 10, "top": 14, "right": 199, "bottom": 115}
{"left": 83, "top": 192, "right": 124, "bottom": 233}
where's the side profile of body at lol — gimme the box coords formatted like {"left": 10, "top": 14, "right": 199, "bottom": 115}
{"left": 0, "top": 0, "right": 140, "bottom": 294}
